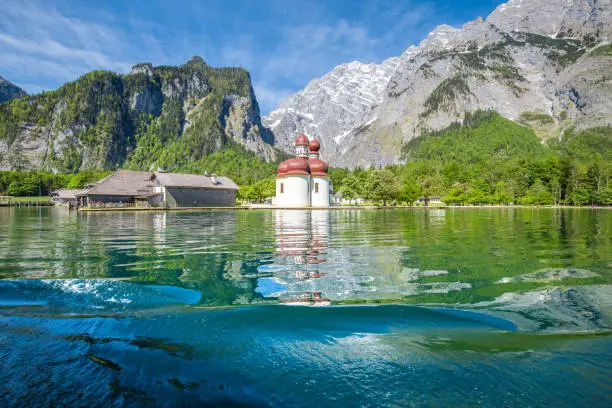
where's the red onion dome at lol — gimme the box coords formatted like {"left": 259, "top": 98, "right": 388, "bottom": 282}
{"left": 283, "top": 157, "right": 310, "bottom": 176}
{"left": 308, "top": 157, "right": 328, "bottom": 176}
{"left": 309, "top": 139, "right": 321, "bottom": 152}
{"left": 295, "top": 133, "right": 309, "bottom": 146}
{"left": 277, "top": 160, "right": 289, "bottom": 176}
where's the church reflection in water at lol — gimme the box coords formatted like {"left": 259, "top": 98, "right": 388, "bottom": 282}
{"left": 256, "top": 210, "right": 332, "bottom": 306}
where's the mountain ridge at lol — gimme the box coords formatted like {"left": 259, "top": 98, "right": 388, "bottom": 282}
{"left": 0, "top": 57, "right": 277, "bottom": 172}
{"left": 264, "top": 0, "right": 612, "bottom": 168}
{"left": 0, "top": 76, "right": 27, "bottom": 103}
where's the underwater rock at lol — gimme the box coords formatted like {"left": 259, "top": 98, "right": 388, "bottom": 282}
{"left": 86, "top": 354, "right": 122, "bottom": 371}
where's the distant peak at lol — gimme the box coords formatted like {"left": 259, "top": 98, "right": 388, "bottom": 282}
{"left": 420, "top": 24, "right": 461, "bottom": 49}
{"left": 188, "top": 56, "right": 206, "bottom": 65}
{"left": 402, "top": 45, "right": 418, "bottom": 56}
{"left": 345, "top": 60, "right": 364, "bottom": 69}
{"left": 130, "top": 63, "right": 153, "bottom": 76}
{"left": 0, "top": 75, "right": 27, "bottom": 102}
{"left": 430, "top": 24, "right": 460, "bottom": 34}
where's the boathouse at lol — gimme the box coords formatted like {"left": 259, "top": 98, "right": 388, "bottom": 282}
{"left": 82, "top": 170, "right": 238, "bottom": 208}
{"left": 50, "top": 189, "right": 89, "bottom": 206}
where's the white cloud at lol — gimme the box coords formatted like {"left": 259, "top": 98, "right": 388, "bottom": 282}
{"left": 0, "top": 53, "right": 85, "bottom": 83}
{"left": 0, "top": 0, "right": 443, "bottom": 114}
{"left": 0, "top": 0, "right": 141, "bottom": 92}
{"left": 253, "top": 83, "right": 293, "bottom": 115}
{"left": 220, "top": 37, "right": 256, "bottom": 69}
{"left": 0, "top": 34, "right": 130, "bottom": 72}
{"left": 253, "top": 3, "right": 436, "bottom": 112}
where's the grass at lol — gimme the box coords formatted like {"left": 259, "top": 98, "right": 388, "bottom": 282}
{"left": 6, "top": 196, "right": 53, "bottom": 203}
{"left": 519, "top": 111, "right": 555, "bottom": 124}
{"left": 588, "top": 43, "right": 612, "bottom": 57}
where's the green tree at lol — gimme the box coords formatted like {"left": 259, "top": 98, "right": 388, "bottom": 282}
{"left": 493, "top": 181, "right": 513, "bottom": 205}
{"left": 399, "top": 179, "right": 421, "bottom": 205}
{"left": 365, "top": 170, "right": 400, "bottom": 206}
{"left": 419, "top": 174, "right": 443, "bottom": 206}
{"left": 442, "top": 182, "right": 469, "bottom": 205}
{"left": 521, "top": 179, "right": 554, "bottom": 205}
{"left": 257, "top": 179, "right": 276, "bottom": 199}
{"left": 339, "top": 174, "right": 360, "bottom": 205}
{"left": 328, "top": 168, "right": 349, "bottom": 193}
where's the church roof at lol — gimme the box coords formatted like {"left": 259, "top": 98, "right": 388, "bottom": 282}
{"left": 308, "top": 157, "right": 328, "bottom": 176}
{"left": 295, "top": 133, "right": 309, "bottom": 146}
{"left": 309, "top": 139, "right": 320, "bottom": 152}
{"left": 278, "top": 157, "right": 310, "bottom": 176}
{"left": 278, "top": 135, "right": 328, "bottom": 177}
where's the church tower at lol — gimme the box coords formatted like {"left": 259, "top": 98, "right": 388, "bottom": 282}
{"left": 275, "top": 133, "right": 330, "bottom": 208}
{"left": 307, "top": 140, "right": 330, "bottom": 207}
{"left": 275, "top": 134, "right": 311, "bottom": 207}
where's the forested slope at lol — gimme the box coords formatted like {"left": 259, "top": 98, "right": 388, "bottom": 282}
{"left": 0, "top": 57, "right": 277, "bottom": 173}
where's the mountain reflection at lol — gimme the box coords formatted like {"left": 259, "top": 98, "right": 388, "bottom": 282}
{"left": 1, "top": 208, "right": 610, "bottom": 308}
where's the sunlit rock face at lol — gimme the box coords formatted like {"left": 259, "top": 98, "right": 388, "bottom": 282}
{"left": 264, "top": 0, "right": 612, "bottom": 169}
{"left": 0, "top": 57, "right": 276, "bottom": 172}
{"left": 263, "top": 58, "right": 400, "bottom": 166}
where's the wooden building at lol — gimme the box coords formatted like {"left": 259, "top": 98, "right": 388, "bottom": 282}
{"left": 50, "top": 189, "right": 89, "bottom": 206}
{"left": 81, "top": 170, "right": 238, "bottom": 208}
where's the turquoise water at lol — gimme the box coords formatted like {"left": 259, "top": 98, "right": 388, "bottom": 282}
{"left": 1, "top": 208, "right": 611, "bottom": 406}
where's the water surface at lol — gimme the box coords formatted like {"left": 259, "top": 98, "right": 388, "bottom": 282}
{"left": 1, "top": 208, "right": 611, "bottom": 406}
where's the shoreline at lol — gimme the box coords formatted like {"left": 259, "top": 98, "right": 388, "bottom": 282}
{"left": 74, "top": 204, "right": 612, "bottom": 211}
{"left": 0, "top": 204, "right": 610, "bottom": 211}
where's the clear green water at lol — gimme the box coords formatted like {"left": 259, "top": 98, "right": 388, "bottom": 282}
{"left": 1, "top": 208, "right": 611, "bottom": 407}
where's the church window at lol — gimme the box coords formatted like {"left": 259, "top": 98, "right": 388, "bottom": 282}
{"left": 280, "top": 183, "right": 284, "bottom": 193}
{"left": 315, "top": 183, "right": 319, "bottom": 193}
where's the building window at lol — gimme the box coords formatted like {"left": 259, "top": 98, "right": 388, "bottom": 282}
{"left": 315, "top": 182, "right": 319, "bottom": 193}
{"left": 280, "top": 183, "right": 284, "bottom": 193}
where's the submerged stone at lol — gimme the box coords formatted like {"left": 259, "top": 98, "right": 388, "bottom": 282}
{"left": 86, "top": 354, "right": 122, "bottom": 371}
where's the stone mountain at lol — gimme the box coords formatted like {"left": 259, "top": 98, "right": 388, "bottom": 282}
{"left": 264, "top": 0, "right": 612, "bottom": 168}
{"left": 0, "top": 57, "right": 277, "bottom": 172}
{"left": 0, "top": 76, "right": 27, "bottom": 103}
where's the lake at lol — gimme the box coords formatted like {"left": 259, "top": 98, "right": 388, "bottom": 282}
{"left": 1, "top": 207, "right": 611, "bottom": 407}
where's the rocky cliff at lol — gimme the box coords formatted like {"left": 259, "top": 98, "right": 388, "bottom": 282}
{"left": 0, "top": 57, "right": 276, "bottom": 172}
{"left": 0, "top": 76, "right": 26, "bottom": 103}
{"left": 264, "top": 0, "right": 612, "bottom": 168}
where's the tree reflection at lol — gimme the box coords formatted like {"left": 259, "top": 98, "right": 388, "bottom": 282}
{"left": 1, "top": 208, "right": 610, "bottom": 307}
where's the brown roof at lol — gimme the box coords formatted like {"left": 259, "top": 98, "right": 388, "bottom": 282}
{"left": 153, "top": 172, "right": 239, "bottom": 190}
{"left": 51, "top": 189, "right": 88, "bottom": 199}
{"left": 84, "top": 170, "right": 239, "bottom": 197}
{"left": 85, "top": 170, "right": 153, "bottom": 197}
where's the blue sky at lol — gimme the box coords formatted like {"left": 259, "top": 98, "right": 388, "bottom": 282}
{"left": 0, "top": 0, "right": 504, "bottom": 113}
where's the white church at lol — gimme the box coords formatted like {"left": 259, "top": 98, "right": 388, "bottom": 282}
{"left": 275, "top": 134, "right": 331, "bottom": 207}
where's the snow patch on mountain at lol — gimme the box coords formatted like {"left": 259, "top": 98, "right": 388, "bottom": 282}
{"left": 264, "top": 0, "right": 612, "bottom": 168}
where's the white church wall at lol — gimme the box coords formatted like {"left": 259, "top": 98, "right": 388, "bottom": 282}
{"left": 276, "top": 176, "right": 310, "bottom": 207}
{"left": 310, "top": 177, "right": 330, "bottom": 207}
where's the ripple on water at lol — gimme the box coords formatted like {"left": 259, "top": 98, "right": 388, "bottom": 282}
{"left": 0, "top": 279, "right": 202, "bottom": 312}
{"left": 1, "top": 208, "right": 612, "bottom": 406}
